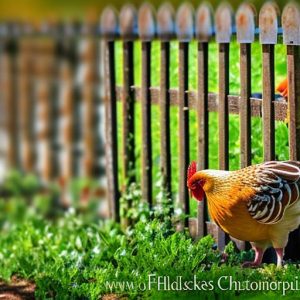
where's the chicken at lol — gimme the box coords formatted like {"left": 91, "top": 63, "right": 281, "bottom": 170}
{"left": 277, "top": 78, "right": 288, "bottom": 98}
{"left": 187, "top": 160, "right": 300, "bottom": 267}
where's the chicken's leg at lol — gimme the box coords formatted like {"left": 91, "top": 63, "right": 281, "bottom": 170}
{"left": 274, "top": 248, "right": 284, "bottom": 267}
{"left": 242, "top": 246, "right": 264, "bottom": 268}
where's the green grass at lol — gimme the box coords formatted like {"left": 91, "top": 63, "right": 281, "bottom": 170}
{"left": 115, "top": 40, "right": 289, "bottom": 216}
{"left": 0, "top": 178, "right": 300, "bottom": 300}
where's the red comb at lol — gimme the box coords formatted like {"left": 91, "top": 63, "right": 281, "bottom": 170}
{"left": 187, "top": 161, "right": 197, "bottom": 181}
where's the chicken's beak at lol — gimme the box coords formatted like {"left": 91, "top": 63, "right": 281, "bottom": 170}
{"left": 189, "top": 189, "right": 193, "bottom": 198}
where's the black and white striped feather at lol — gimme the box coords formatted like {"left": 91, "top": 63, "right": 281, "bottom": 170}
{"left": 247, "top": 161, "right": 300, "bottom": 224}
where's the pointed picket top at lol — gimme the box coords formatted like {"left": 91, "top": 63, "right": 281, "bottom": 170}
{"left": 138, "top": 3, "right": 156, "bottom": 41}
{"left": 236, "top": 3, "right": 256, "bottom": 43}
{"left": 259, "top": 2, "right": 280, "bottom": 44}
{"left": 215, "top": 2, "right": 233, "bottom": 43}
{"left": 120, "top": 4, "right": 138, "bottom": 40}
{"left": 282, "top": 2, "right": 300, "bottom": 45}
{"left": 176, "top": 2, "right": 194, "bottom": 42}
{"left": 157, "top": 3, "right": 175, "bottom": 40}
{"left": 195, "top": 2, "right": 213, "bottom": 42}
{"left": 101, "top": 6, "right": 118, "bottom": 39}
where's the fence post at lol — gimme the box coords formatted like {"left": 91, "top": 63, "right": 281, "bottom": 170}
{"left": 157, "top": 3, "right": 174, "bottom": 205}
{"left": 138, "top": 3, "right": 155, "bottom": 207}
{"left": 101, "top": 7, "right": 120, "bottom": 222}
{"left": 214, "top": 2, "right": 233, "bottom": 251}
{"left": 195, "top": 3, "right": 213, "bottom": 238}
{"left": 282, "top": 2, "right": 300, "bottom": 261}
{"left": 237, "top": 3, "right": 256, "bottom": 168}
{"left": 259, "top": 2, "right": 278, "bottom": 162}
{"left": 176, "top": 3, "right": 193, "bottom": 227}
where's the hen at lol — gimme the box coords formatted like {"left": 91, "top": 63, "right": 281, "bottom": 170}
{"left": 187, "top": 160, "right": 300, "bottom": 267}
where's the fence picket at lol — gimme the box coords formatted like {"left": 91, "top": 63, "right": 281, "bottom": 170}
{"left": 195, "top": 3, "right": 212, "bottom": 238}
{"left": 282, "top": 1, "right": 300, "bottom": 261}
{"left": 237, "top": 3, "right": 255, "bottom": 168}
{"left": 282, "top": 2, "right": 300, "bottom": 160}
{"left": 157, "top": 3, "right": 174, "bottom": 202}
{"left": 18, "top": 33, "right": 35, "bottom": 172}
{"left": 176, "top": 3, "right": 193, "bottom": 227}
{"left": 139, "top": 3, "right": 154, "bottom": 207}
{"left": 260, "top": 2, "right": 278, "bottom": 161}
{"left": 3, "top": 1, "right": 300, "bottom": 259}
{"left": 2, "top": 24, "right": 19, "bottom": 170}
{"left": 101, "top": 7, "right": 120, "bottom": 221}
{"left": 120, "top": 5, "right": 137, "bottom": 190}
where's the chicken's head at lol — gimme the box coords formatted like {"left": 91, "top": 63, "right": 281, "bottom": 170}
{"left": 187, "top": 161, "right": 205, "bottom": 201}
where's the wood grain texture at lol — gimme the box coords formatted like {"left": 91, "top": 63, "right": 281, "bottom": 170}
{"left": 178, "top": 42, "right": 190, "bottom": 226}
{"left": 287, "top": 45, "right": 300, "bottom": 161}
{"left": 104, "top": 40, "right": 120, "bottom": 222}
{"left": 197, "top": 42, "right": 209, "bottom": 238}
{"left": 218, "top": 43, "right": 229, "bottom": 171}
{"left": 122, "top": 41, "right": 135, "bottom": 185}
{"left": 141, "top": 41, "right": 152, "bottom": 206}
{"left": 240, "top": 43, "right": 251, "bottom": 168}
{"left": 160, "top": 41, "right": 172, "bottom": 200}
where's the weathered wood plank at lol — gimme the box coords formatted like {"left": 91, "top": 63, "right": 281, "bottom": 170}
{"left": 236, "top": 3, "right": 256, "bottom": 43}
{"left": 237, "top": 3, "right": 255, "bottom": 168}
{"left": 2, "top": 30, "right": 19, "bottom": 169}
{"left": 157, "top": 3, "right": 175, "bottom": 40}
{"left": 102, "top": 7, "right": 120, "bottom": 222}
{"left": 120, "top": 5, "right": 137, "bottom": 186}
{"left": 158, "top": 3, "right": 174, "bottom": 200}
{"left": 262, "top": 44, "right": 275, "bottom": 161}
{"left": 259, "top": 3, "right": 278, "bottom": 161}
{"left": 286, "top": 45, "right": 300, "bottom": 160}
{"left": 176, "top": 3, "right": 193, "bottom": 226}
{"left": 139, "top": 4, "right": 154, "bottom": 206}
{"left": 18, "top": 38, "right": 35, "bottom": 172}
{"left": 259, "top": 2, "right": 279, "bottom": 45}
{"left": 215, "top": 3, "right": 233, "bottom": 43}
{"left": 239, "top": 43, "right": 252, "bottom": 168}
{"left": 195, "top": 3, "right": 213, "bottom": 42}
{"left": 197, "top": 42, "right": 209, "bottom": 238}
{"left": 218, "top": 43, "right": 229, "bottom": 171}
{"left": 282, "top": 3, "right": 300, "bottom": 159}
{"left": 282, "top": 2, "right": 300, "bottom": 46}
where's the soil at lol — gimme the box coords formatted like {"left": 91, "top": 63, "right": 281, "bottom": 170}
{"left": 0, "top": 276, "right": 35, "bottom": 300}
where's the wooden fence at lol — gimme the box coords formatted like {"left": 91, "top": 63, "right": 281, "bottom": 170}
{"left": 1, "top": 1, "right": 300, "bottom": 256}
{"left": 102, "top": 1, "right": 300, "bottom": 255}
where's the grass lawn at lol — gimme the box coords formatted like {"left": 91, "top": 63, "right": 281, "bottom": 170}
{"left": 0, "top": 178, "right": 299, "bottom": 299}
{"left": 113, "top": 39, "right": 289, "bottom": 216}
